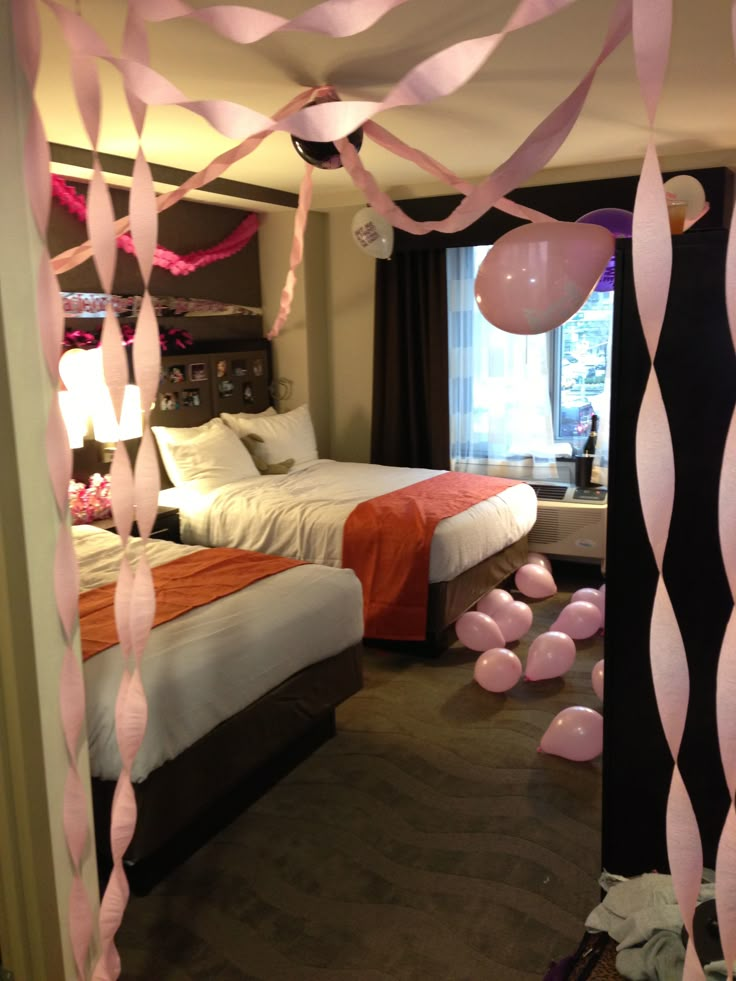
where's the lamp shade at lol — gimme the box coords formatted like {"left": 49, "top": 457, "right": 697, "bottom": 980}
{"left": 58, "top": 390, "right": 87, "bottom": 449}
{"left": 92, "top": 384, "right": 143, "bottom": 442}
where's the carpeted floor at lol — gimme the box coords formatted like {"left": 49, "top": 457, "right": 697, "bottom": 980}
{"left": 116, "top": 561, "right": 604, "bottom": 980}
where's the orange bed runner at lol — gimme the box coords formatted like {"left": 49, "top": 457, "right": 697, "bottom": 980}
{"left": 341, "top": 471, "right": 519, "bottom": 642}
{"left": 79, "top": 547, "right": 307, "bottom": 660}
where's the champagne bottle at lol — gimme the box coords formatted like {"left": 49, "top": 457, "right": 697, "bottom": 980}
{"left": 582, "top": 414, "right": 598, "bottom": 456}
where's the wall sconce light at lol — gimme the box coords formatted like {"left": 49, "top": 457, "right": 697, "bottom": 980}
{"left": 57, "top": 390, "right": 86, "bottom": 449}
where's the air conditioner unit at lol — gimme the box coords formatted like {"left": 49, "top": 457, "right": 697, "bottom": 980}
{"left": 527, "top": 483, "right": 607, "bottom": 563}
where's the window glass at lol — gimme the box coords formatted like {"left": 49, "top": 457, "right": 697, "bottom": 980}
{"left": 554, "top": 288, "right": 615, "bottom": 442}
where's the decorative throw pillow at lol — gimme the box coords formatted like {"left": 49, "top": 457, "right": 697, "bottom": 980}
{"left": 242, "top": 433, "right": 294, "bottom": 474}
{"left": 220, "top": 404, "right": 319, "bottom": 469}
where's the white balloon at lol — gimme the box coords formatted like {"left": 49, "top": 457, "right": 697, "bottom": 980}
{"left": 663, "top": 174, "right": 706, "bottom": 221}
{"left": 351, "top": 207, "right": 394, "bottom": 260}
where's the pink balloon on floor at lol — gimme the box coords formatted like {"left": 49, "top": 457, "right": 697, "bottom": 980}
{"left": 455, "top": 611, "right": 505, "bottom": 652}
{"left": 476, "top": 588, "right": 514, "bottom": 618}
{"left": 526, "top": 551, "right": 552, "bottom": 572}
{"left": 571, "top": 587, "right": 601, "bottom": 606}
{"left": 474, "top": 648, "right": 523, "bottom": 693}
{"left": 552, "top": 600, "right": 602, "bottom": 640}
{"left": 526, "top": 631, "right": 576, "bottom": 681}
{"left": 592, "top": 659, "right": 604, "bottom": 701}
{"left": 539, "top": 706, "right": 603, "bottom": 762}
{"left": 493, "top": 600, "right": 533, "bottom": 644}
{"left": 515, "top": 563, "right": 557, "bottom": 599}
{"left": 474, "top": 221, "right": 615, "bottom": 335}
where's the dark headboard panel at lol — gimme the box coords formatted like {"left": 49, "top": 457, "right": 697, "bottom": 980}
{"left": 150, "top": 340, "right": 273, "bottom": 488}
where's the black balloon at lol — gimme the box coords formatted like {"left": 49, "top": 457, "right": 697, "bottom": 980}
{"left": 291, "top": 103, "right": 363, "bottom": 170}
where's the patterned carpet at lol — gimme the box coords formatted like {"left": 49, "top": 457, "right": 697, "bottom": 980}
{"left": 117, "top": 562, "right": 604, "bottom": 980}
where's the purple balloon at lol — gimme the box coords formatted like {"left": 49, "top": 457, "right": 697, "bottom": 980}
{"left": 576, "top": 207, "right": 634, "bottom": 238}
{"left": 515, "top": 563, "right": 557, "bottom": 599}
{"left": 551, "top": 600, "right": 602, "bottom": 640}
{"left": 592, "top": 659, "right": 604, "bottom": 701}
{"left": 576, "top": 208, "right": 633, "bottom": 292}
{"left": 455, "top": 611, "right": 505, "bottom": 652}
{"left": 539, "top": 706, "right": 604, "bottom": 762}
{"left": 474, "top": 648, "right": 522, "bottom": 693}
{"left": 526, "top": 631, "right": 576, "bottom": 682}
{"left": 476, "top": 588, "right": 514, "bottom": 618}
{"left": 493, "top": 600, "right": 533, "bottom": 644}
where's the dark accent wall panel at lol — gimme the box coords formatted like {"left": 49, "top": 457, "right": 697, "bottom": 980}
{"left": 50, "top": 180, "right": 264, "bottom": 344}
{"left": 602, "top": 230, "right": 734, "bottom": 876}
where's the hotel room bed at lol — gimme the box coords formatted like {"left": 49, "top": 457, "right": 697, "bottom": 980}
{"left": 148, "top": 350, "right": 536, "bottom": 650}
{"left": 75, "top": 525, "right": 364, "bottom": 881}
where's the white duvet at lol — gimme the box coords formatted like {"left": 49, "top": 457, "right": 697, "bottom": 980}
{"left": 160, "top": 460, "right": 538, "bottom": 583}
{"left": 75, "top": 525, "right": 364, "bottom": 782}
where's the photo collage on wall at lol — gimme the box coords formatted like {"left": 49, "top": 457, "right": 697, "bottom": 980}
{"left": 216, "top": 355, "right": 265, "bottom": 404}
{"left": 159, "top": 362, "right": 206, "bottom": 412}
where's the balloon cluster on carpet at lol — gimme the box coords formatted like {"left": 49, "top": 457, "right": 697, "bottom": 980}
{"left": 455, "top": 555, "right": 606, "bottom": 762}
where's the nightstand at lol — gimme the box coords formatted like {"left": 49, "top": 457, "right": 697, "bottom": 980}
{"left": 90, "top": 505, "right": 181, "bottom": 544}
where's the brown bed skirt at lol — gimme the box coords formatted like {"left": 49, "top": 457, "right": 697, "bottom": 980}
{"left": 92, "top": 643, "right": 363, "bottom": 875}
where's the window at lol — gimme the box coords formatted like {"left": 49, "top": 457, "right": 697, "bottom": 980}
{"left": 447, "top": 245, "right": 614, "bottom": 477}
{"left": 553, "top": 288, "right": 615, "bottom": 443}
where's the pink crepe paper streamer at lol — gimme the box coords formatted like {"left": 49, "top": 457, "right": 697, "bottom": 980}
{"left": 40, "top": 0, "right": 578, "bottom": 146}
{"left": 51, "top": 84, "right": 326, "bottom": 276}
{"left": 632, "top": 4, "right": 705, "bottom": 977}
{"left": 267, "top": 165, "right": 314, "bottom": 340}
{"left": 336, "top": 0, "right": 631, "bottom": 236}
{"left": 137, "top": 0, "right": 414, "bottom": 40}
{"left": 10, "top": 0, "right": 95, "bottom": 976}
{"left": 362, "top": 121, "right": 557, "bottom": 224}
{"left": 51, "top": 176, "right": 259, "bottom": 275}
{"left": 715, "top": 7, "right": 736, "bottom": 976}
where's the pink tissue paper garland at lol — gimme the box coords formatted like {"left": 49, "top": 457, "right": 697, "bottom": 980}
{"left": 51, "top": 175, "right": 259, "bottom": 276}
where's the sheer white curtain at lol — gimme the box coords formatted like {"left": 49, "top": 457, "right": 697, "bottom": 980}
{"left": 447, "top": 246, "right": 558, "bottom": 476}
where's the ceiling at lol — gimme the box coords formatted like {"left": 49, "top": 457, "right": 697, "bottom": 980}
{"left": 36, "top": 0, "right": 736, "bottom": 211}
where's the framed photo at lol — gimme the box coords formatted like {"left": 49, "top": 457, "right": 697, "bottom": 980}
{"left": 167, "top": 365, "right": 185, "bottom": 384}
{"left": 215, "top": 359, "right": 228, "bottom": 378}
{"left": 231, "top": 358, "right": 248, "bottom": 377}
{"left": 243, "top": 383, "right": 254, "bottom": 403}
{"left": 160, "top": 391, "right": 179, "bottom": 411}
{"left": 252, "top": 358, "right": 264, "bottom": 377}
{"left": 188, "top": 362, "right": 207, "bottom": 382}
{"left": 181, "top": 389, "right": 201, "bottom": 408}
{"left": 218, "top": 378, "right": 234, "bottom": 398}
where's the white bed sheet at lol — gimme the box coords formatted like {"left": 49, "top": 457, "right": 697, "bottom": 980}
{"left": 75, "top": 525, "right": 364, "bottom": 783}
{"left": 159, "top": 460, "right": 538, "bottom": 583}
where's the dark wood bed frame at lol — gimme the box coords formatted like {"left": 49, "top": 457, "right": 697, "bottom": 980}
{"left": 93, "top": 644, "right": 363, "bottom": 894}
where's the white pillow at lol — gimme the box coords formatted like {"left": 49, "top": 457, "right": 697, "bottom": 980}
{"left": 151, "top": 418, "right": 259, "bottom": 492}
{"left": 220, "top": 404, "right": 318, "bottom": 469}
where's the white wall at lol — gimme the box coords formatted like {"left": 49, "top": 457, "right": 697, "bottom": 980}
{"left": 0, "top": 4, "right": 97, "bottom": 975}
{"left": 324, "top": 207, "right": 375, "bottom": 462}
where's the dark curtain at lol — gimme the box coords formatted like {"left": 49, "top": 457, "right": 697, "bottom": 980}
{"left": 371, "top": 250, "right": 449, "bottom": 469}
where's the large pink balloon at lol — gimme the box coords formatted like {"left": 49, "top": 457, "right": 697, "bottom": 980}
{"left": 592, "top": 659, "right": 604, "bottom": 702}
{"left": 474, "top": 648, "right": 522, "bottom": 693}
{"left": 455, "top": 611, "right": 505, "bottom": 652}
{"left": 514, "top": 563, "right": 557, "bottom": 599}
{"left": 526, "top": 552, "right": 552, "bottom": 572}
{"left": 474, "top": 222, "right": 615, "bottom": 335}
{"left": 552, "top": 600, "right": 602, "bottom": 640}
{"left": 526, "top": 631, "right": 576, "bottom": 682}
{"left": 571, "top": 587, "right": 601, "bottom": 606}
{"left": 539, "top": 706, "right": 604, "bottom": 762}
{"left": 476, "top": 588, "right": 514, "bottom": 618}
{"left": 493, "top": 600, "right": 533, "bottom": 644}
